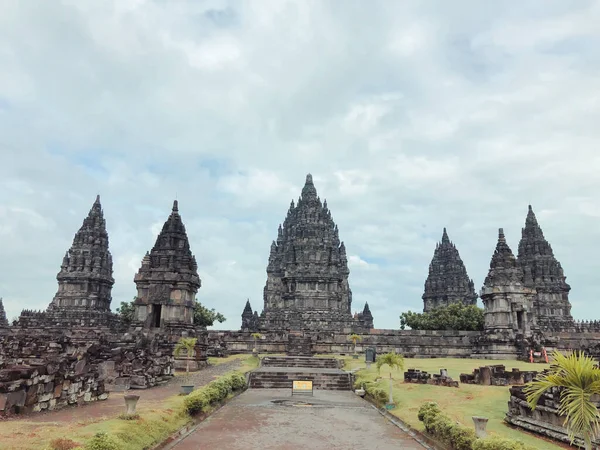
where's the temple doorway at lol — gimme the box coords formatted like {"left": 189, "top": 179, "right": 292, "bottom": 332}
{"left": 152, "top": 304, "right": 162, "bottom": 328}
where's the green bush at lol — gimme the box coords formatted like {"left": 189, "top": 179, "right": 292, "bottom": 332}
{"left": 417, "top": 403, "right": 477, "bottom": 450}
{"left": 84, "top": 433, "right": 122, "bottom": 450}
{"left": 418, "top": 403, "right": 537, "bottom": 450}
{"left": 183, "top": 371, "right": 247, "bottom": 415}
{"left": 472, "top": 436, "right": 536, "bottom": 450}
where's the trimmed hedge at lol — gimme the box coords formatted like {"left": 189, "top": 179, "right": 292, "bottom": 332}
{"left": 184, "top": 372, "right": 247, "bottom": 415}
{"left": 418, "top": 403, "right": 536, "bottom": 450}
{"left": 353, "top": 376, "right": 389, "bottom": 406}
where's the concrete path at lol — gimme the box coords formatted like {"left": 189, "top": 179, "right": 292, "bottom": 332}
{"left": 172, "top": 389, "right": 428, "bottom": 450}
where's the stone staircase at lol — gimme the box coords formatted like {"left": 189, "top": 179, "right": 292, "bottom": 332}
{"left": 248, "top": 369, "right": 352, "bottom": 390}
{"left": 287, "top": 333, "right": 313, "bottom": 356}
{"left": 261, "top": 356, "right": 341, "bottom": 369}
{"left": 248, "top": 355, "right": 352, "bottom": 391}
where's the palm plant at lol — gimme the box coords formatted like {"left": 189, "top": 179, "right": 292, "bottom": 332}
{"left": 251, "top": 332, "right": 262, "bottom": 355}
{"left": 524, "top": 350, "right": 600, "bottom": 450}
{"left": 174, "top": 337, "right": 198, "bottom": 381}
{"left": 347, "top": 333, "right": 362, "bottom": 355}
{"left": 376, "top": 352, "right": 405, "bottom": 406}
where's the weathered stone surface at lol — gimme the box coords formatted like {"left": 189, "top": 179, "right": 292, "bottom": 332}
{"left": 517, "top": 206, "right": 573, "bottom": 331}
{"left": 0, "top": 328, "right": 176, "bottom": 416}
{"left": 422, "top": 229, "right": 477, "bottom": 312}
{"left": 474, "top": 229, "right": 537, "bottom": 359}
{"left": 506, "top": 375, "right": 600, "bottom": 448}
{"left": 245, "top": 174, "right": 372, "bottom": 333}
{"left": 0, "top": 298, "right": 8, "bottom": 328}
{"left": 14, "top": 196, "right": 118, "bottom": 330}
{"left": 133, "top": 200, "right": 200, "bottom": 329}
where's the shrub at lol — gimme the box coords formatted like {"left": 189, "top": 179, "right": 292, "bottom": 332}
{"left": 84, "top": 433, "right": 122, "bottom": 450}
{"left": 418, "top": 403, "right": 537, "bottom": 450}
{"left": 417, "top": 403, "right": 477, "bottom": 450}
{"left": 49, "top": 438, "right": 81, "bottom": 450}
{"left": 184, "top": 390, "right": 211, "bottom": 415}
{"left": 183, "top": 371, "right": 247, "bottom": 415}
{"left": 472, "top": 436, "right": 536, "bottom": 450}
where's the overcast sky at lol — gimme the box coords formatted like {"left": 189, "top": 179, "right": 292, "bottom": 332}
{"left": 1, "top": 1, "right": 599, "bottom": 330}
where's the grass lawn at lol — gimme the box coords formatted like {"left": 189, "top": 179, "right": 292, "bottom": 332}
{"left": 0, "top": 355, "right": 259, "bottom": 450}
{"left": 334, "top": 356, "right": 567, "bottom": 450}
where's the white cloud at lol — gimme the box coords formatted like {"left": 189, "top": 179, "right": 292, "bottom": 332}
{"left": 0, "top": 0, "right": 599, "bottom": 329}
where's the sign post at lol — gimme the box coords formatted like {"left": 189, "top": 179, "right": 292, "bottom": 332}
{"left": 292, "top": 380, "right": 313, "bottom": 396}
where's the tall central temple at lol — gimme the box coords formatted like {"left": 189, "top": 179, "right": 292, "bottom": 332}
{"left": 241, "top": 174, "right": 372, "bottom": 332}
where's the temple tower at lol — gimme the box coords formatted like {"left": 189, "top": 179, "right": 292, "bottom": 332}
{"left": 475, "top": 229, "right": 537, "bottom": 359}
{"left": 422, "top": 228, "right": 477, "bottom": 312}
{"left": 0, "top": 298, "right": 8, "bottom": 327}
{"left": 133, "top": 201, "right": 200, "bottom": 329}
{"left": 48, "top": 195, "right": 114, "bottom": 313}
{"left": 259, "top": 174, "right": 366, "bottom": 331}
{"left": 241, "top": 299, "right": 258, "bottom": 331}
{"left": 517, "top": 206, "right": 573, "bottom": 330}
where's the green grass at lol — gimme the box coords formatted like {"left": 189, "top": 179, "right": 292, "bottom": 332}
{"left": 335, "top": 356, "right": 565, "bottom": 450}
{"left": 0, "top": 355, "right": 259, "bottom": 450}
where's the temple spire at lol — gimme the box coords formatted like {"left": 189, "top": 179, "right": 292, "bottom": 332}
{"left": 422, "top": 228, "right": 477, "bottom": 312}
{"left": 49, "top": 195, "right": 114, "bottom": 313}
{"left": 0, "top": 298, "right": 8, "bottom": 327}
{"left": 517, "top": 205, "right": 572, "bottom": 329}
{"left": 483, "top": 228, "right": 522, "bottom": 287}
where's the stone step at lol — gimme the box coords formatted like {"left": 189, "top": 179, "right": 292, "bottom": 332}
{"left": 248, "top": 371, "right": 352, "bottom": 390}
{"left": 261, "top": 357, "right": 339, "bottom": 369}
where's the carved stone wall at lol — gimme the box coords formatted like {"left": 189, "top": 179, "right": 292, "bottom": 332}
{"left": 0, "top": 328, "right": 185, "bottom": 416}
{"left": 506, "top": 380, "right": 600, "bottom": 448}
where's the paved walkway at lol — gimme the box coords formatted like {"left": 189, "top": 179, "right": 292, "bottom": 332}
{"left": 172, "top": 389, "right": 428, "bottom": 450}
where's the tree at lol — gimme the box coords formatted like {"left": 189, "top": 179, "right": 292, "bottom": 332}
{"left": 399, "top": 303, "right": 484, "bottom": 331}
{"left": 251, "top": 332, "right": 262, "bottom": 354}
{"left": 376, "top": 352, "right": 405, "bottom": 406}
{"left": 524, "top": 350, "right": 600, "bottom": 450}
{"left": 174, "top": 337, "right": 198, "bottom": 379}
{"left": 347, "top": 333, "right": 363, "bottom": 355}
{"left": 193, "top": 300, "right": 226, "bottom": 327}
{"left": 116, "top": 298, "right": 136, "bottom": 325}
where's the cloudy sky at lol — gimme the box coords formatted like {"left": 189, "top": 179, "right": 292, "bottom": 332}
{"left": 1, "top": 0, "right": 599, "bottom": 329}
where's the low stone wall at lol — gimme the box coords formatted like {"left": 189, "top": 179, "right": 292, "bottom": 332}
{"left": 207, "top": 329, "right": 479, "bottom": 358}
{"left": 506, "top": 382, "right": 600, "bottom": 448}
{"left": 0, "top": 328, "right": 177, "bottom": 416}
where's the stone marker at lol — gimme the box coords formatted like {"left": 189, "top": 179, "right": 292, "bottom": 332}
{"left": 472, "top": 416, "right": 488, "bottom": 438}
{"left": 124, "top": 394, "right": 140, "bottom": 415}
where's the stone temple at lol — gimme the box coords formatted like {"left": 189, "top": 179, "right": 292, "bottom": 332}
{"left": 133, "top": 200, "right": 200, "bottom": 330}
{"left": 242, "top": 174, "right": 372, "bottom": 332}
{"left": 517, "top": 205, "right": 573, "bottom": 330}
{"left": 40, "top": 195, "right": 117, "bottom": 328}
{"left": 422, "top": 228, "right": 477, "bottom": 312}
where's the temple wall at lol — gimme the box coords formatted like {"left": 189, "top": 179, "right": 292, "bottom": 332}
{"left": 208, "top": 329, "right": 479, "bottom": 358}
{"left": 0, "top": 328, "right": 176, "bottom": 416}
{"left": 506, "top": 383, "right": 600, "bottom": 448}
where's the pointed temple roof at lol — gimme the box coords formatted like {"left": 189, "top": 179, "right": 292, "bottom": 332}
{"left": 0, "top": 297, "right": 8, "bottom": 327}
{"left": 422, "top": 228, "right": 477, "bottom": 311}
{"left": 242, "top": 299, "right": 253, "bottom": 317}
{"left": 144, "top": 200, "right": 198, "bottom": 274}
{"left": 51, "top": 195, "right": 114, "bottom": 311}
{"left": 483, "top": 228, "right": 524, "bottom": 287}
{"left": 517, "top": 205, "right": 570, "bottom": 292}
{"left": 267, "top": 174, "right": 349, "bottom": 277}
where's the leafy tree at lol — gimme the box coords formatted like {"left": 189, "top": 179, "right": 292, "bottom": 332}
{"left": 347, "top": 333, "right": 363, "bottom": 355}
{"left": 174, "top": 337, "right": 198, "bottom": 378}
{"left": 376, "top": 352, "right": 405, "bottom": 406}
{"left": 251, "top": 332, "right": 262, "bottom": 354}
{"left": 193, "top": 300, "right": 226, "bottom": 327}
{"left": 116, "top": 297, "right": 136, "bottom": 325}
{"left": 399, "top": 303, "right": 484, "bottom": 331}
{"left": 524, "top": 350, "right": 600, "bottom": 450}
